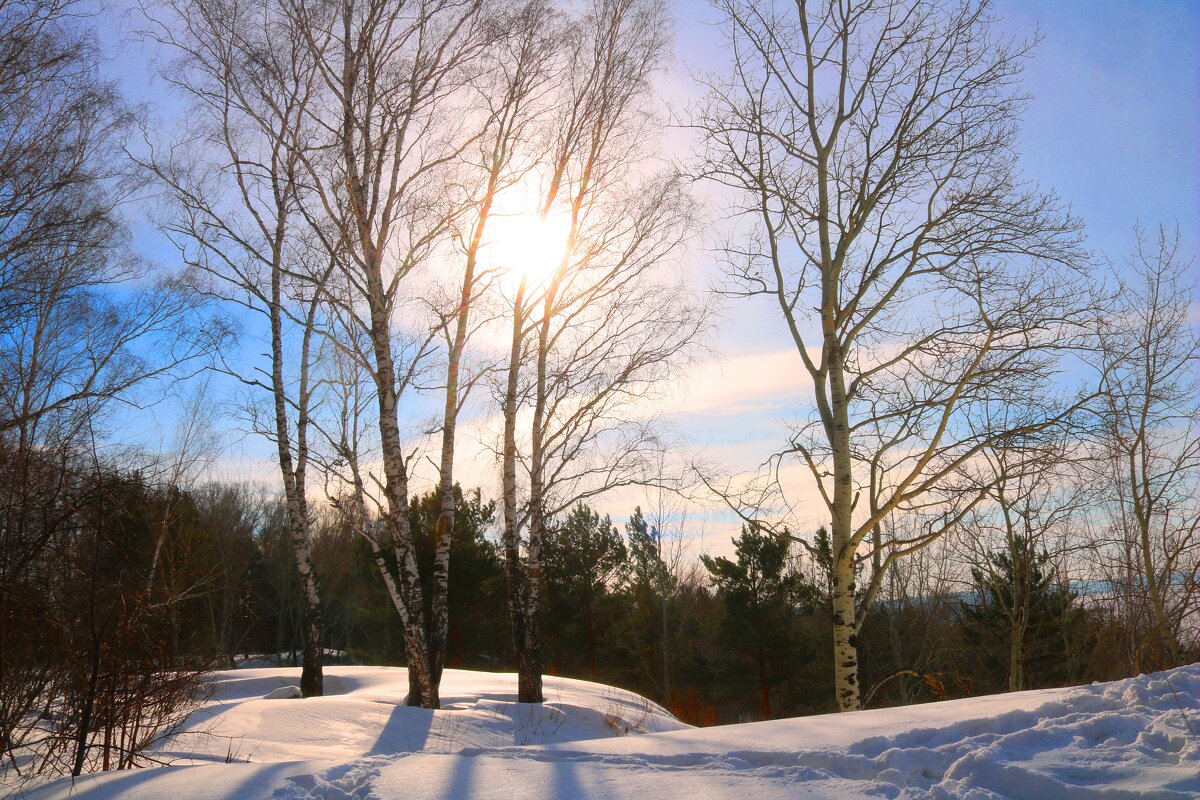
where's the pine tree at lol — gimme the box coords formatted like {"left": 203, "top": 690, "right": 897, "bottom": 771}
{"left": 408, "top": 487, "right": 507, "bottom": 669}
{"left": 542, "top": 504, "right": 627, "bottom": 678}
{"left": 702, "top": 525, "right": 820, "bottom": 719}
{"left": 959, "top": 535, "right": 1079, "bottom": 692}
{"left": 617, "top": 507, "right": 672, "bottom": 696}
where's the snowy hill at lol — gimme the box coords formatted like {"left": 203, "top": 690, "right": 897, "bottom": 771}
{"left": 16, "top": 664, "right": 1200, "bottom": 799}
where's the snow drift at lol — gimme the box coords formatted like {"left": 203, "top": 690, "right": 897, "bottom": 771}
{"left": 13, "top": 664, "right": 1199, "bottom": 799}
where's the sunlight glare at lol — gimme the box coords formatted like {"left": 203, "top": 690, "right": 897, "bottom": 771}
{"left": 481, "top": 203, "right": 573, "bottom": 289}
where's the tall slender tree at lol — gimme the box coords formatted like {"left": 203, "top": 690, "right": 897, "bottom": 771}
{"left": 696, "top": 0, "right": 1096, "bottom": 710}
{"left": 1097, "top": 228, "right": 1199, "bottom": 670}
{"left": 957, "top": 439, "right": 1090, "bottom": 692}
{"left": 145, "top": 0, "right": 330, "bottom": 696}
{"left": 427, "top": 0, "right": 563, "bottom": 694}
{"left": 286, "top": 0, "right": 495, "bottom": 708}
{"left": 498, "top": 0, "right": 704, "bottom": 703}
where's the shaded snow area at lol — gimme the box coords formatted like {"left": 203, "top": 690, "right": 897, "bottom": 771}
{"left": 17, "top": 665, "right": 1199, "bottom": 800}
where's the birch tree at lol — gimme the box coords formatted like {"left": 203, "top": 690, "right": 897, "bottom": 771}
{"left": 144, "top": 0, "right": 331, "bottom": 696}
{"left": 696, "top": 0, "right": 1094, "bottom": 710}
{"left": 498, "top": 0, "right": 704, "bottom": 703}
{"left": 285, "top": 0, "right": 494, "bottom": 708}
{"left": 321, "top": 34, "right": 547, "bottom": 690}
{"left": 1097, "top": 227, "right": 1199, "bottom": 670}
{"left": 309, "top": 0, "right": 555, "bottom": 705}
{"left": 425, "top": 0, "right": 562, "bottom": 693}
{"left": 321, "top": 269, "right": 441, "bottom": 695}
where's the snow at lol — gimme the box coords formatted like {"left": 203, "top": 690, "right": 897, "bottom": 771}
{"left": 13, "top": 664, "right": 1199, "bottom": 800}
{"left": 149, "top": 667, "right": 686, "bottom": 766}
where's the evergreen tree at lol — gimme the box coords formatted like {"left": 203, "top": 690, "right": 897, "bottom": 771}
{"left": 615, "top": 507, "right": 672, "bottom": 697}
{"left": 959, "top": 535, "right": 1079, "bottom": 692}
{"left": 701, "top": 525, "right": 820, "bottom": 719}
{"left": 542, "top": 504, "right": 627, "bottom": 678}
{"left": 409, "top": 487, "right": 508, "bottom": 668}
{"left": 626, "top": 507, "right": 669, "bottom": 593}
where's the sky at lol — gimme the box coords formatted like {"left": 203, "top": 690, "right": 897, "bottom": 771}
{"left": 94, "top": 0, "right": 1200, "bottom": 559}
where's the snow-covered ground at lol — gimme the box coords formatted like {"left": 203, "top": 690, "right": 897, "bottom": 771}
{"left": 14, "top": 664, "right": 1199, "bottom": 799}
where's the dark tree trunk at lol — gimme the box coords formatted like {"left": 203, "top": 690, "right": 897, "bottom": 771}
{"left": 758, "top": 646, "right": 771, "bottom": 721}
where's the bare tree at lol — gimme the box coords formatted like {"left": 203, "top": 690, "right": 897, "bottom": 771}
{"left": 145, "top": 381, "right": 223, "bottom": 597}
{"left": 394, "top": 0, "right": 562, "bottom": 694}
{"left": 143, "top": 0, "right": 331, "bottom": 696}
{"left": 1096, "top": 227, "right": 1199, "bottom": 670}
{"left": 0, "top": 0, "right": 216, "bottom": 442}
{"left": 956, "top": 438, "right": 1090, "bottom": 691}
{"left": 0, "top": 433, "right": 207, "bottom": 785}
{"left": 497, "top": 0, "right": 705, "bottom": 703}
{"left": 193, "top": 481, "right": 266, "bottom": 670}
{"left": 321, "top": 303, "right": 421, "bottom": 654}
{"left": 639, "top": 459, "right": 696, "bottom": 701}
{"left": 695, "top": 0, "right": 1095, "bottom": 710}
{"left": 1, "top": 2, "right": 216, "bottom": 774}
{"left": 285, "top": 0, "right": 493, "bottom": 708}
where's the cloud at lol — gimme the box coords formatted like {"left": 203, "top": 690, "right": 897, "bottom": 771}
{"left": 672, "top": 348, "right": 812, "bottom": 417}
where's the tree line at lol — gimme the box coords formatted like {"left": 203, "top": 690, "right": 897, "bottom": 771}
{"left": 1, "top": 449, "right": 1178, "bottom": 775}
{"left": 0, "top": 0, "right": 1196, "bottom": 783}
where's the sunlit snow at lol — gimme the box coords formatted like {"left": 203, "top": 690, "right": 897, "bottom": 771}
{"left": 21, "top": 665, "right": 1200, "bottom": 799}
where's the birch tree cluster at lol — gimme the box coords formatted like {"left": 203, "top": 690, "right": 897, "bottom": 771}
{"left": 691, "top": 0, "right": 1198, "bottom": 710}
{"left": 139, "top": 0, "right": 704, "bottom": 708}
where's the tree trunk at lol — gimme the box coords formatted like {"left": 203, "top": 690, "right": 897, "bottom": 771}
{"left": 271, "top": 253, "right": 323, "bottom": 698}
{"left": 297, "top": 554, "right": 324, "bottom": 699}
{"left": 831, "top": 565, "right": 860, "bottom": 711}
{"left": 521, "top": 498, "right": 545, "bottom": 703}
{"left": 145, "top": 512, "right": 170, "bottom": 596}
{"left": 362, "top": 258, "right": 437, "bottom": 707}
{"left": 284, "top": 482, "right": 323, "bottom": 697}
{"left": 1133, "top": 474, "right": 1181, "bottom": 667}
{"left": 501, "top": 282, "right": 529, "bottom": 696}
{"left": 1140, "top": 535, "right": 1180, "bottom": 668}
{"left": 1008, "top": 618, "right": 1024, "bottom": 692}
{"left": 72, "top": 644, "right": 101, "bottom": 777}
{"left": 828, "top": 357, "right": 861, "bottom": 710}
{"left": 431, "top": 250, "right": 476, "bottom": 689}
{"left": 519, "top": 283, "right": 557, "bottom": 705}
{"left": 585, "top": 600, "right": 598, "bottom": 680}
{"left": 758, "top": 646, "right": 771, "bottom": 720}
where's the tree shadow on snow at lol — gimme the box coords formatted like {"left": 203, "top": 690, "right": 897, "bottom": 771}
{"left": 365, "top": 703, "right": 436, "bottom": 756}
{"left": 28, "top": 761, "right": 300, "bottom": 800}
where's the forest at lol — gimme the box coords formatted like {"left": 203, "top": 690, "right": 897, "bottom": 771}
{"left": 0, "top": 0, "right": 1196, "bottom": 784}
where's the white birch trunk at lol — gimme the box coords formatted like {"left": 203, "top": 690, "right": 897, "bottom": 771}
{"left": 270, "top": 234, "right": 323, "bottom": 698}
{"left": 501, "top": 281, "right": 528, "bottom": 682}
{"left": 371, "top": 342, "right": 436, "bottom": 708}
{"left": 430, "top": 240, "right": 478, "bottom": 687}
{"left": 519, "top": 284, "right": 557, "bottom": 704}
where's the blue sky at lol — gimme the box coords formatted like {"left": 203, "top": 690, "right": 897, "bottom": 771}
{"left": 97, "top": 0, "right": 1199, "bottom": 554}
{"left": 660, "top": 0, "right": 1200, "bottom": 550}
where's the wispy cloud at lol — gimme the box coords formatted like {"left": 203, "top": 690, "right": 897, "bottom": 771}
{"left": 673, "top": 349, "right": 811, "bottom": 417}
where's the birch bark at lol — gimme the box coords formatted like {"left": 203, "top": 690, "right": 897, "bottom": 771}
{"left": 502, "top": 280, "right": 530, "bottom": 688}
{"left": 697, "top": 0, "right": 1093, "bottom": 710}
{"left": 143, "top": 0, "right": 330, "bottom": 697}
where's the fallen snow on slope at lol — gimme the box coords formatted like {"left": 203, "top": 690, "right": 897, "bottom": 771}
{"left": 155, "top": 667, "right": 685, "bottom": 767}
{"left": 16, "top": 665, "right": 1200, "bottom": 799}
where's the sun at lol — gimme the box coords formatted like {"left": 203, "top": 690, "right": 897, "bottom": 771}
{"left": 479, "top": 190, "right": 573, "bottom": 290}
